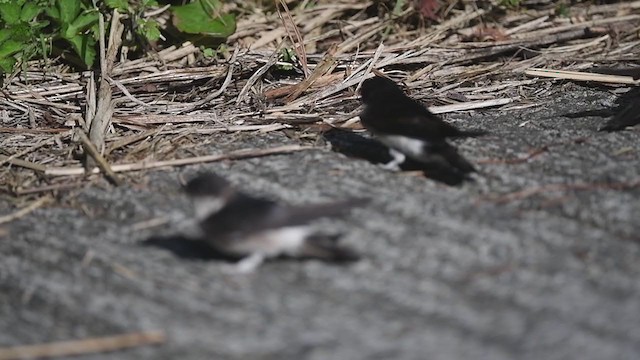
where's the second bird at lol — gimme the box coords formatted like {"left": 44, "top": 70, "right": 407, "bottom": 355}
{"left": 184, "top": 172, "right": 365, "bottom": 272}
{"left": 359, "top": 76, "right": 486, "bottom": 182}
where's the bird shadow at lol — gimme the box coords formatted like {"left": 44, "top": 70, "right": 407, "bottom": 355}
{"left": 323, "top": 128, "right": 470, "bottom": 186}
{"left": 141, "top": 233, "right": 360, "bottom": 264}
{"left": 141, "top": 235, "right": 239, "bottom": 262}
{"left": 559, "top": 84, "right": 639, "bottom": 132}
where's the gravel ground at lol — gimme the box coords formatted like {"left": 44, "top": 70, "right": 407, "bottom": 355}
{"left": 1, "top": 84, "right": 639, "bottom": 360}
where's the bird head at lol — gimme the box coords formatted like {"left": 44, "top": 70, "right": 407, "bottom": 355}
{"left": 360, "top": 76, "right": 404, "bottom": 104}
{"left": 184, "top": 172, "right": 235, "bottom": 220}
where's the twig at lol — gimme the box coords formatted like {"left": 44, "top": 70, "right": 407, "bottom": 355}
{"left": 0, "top": 155, "right": 46, "bottom": 172}
{"left": 0, "top": 330, "right": 166, "bottom": 360}
{"left": 0, "top": 127, "right": 68, "bottom": 134}
{"left": 356, "top": 42, "right": 385, "bottom": 91}
{"left": 182, "top": 47, "right": 239, "bottom": 111}
{"left": 45, "top": 144, "right": 312, "bottom": 176}
{"left": 0, "top": 133, "right": 69, "bottom": 167}
{"left": 429, "top": 98, "right": 516, "bottom": 114}
{"left": 236, "top": 51, "right": 278, "bottom": 104}
{"left": 13, "top": 182, "right": 86, "bottom": 196}
{"left": 0, "top": 196, "right": 51, "bottom": 225}
{"left": 525, "top": 68, "right": 640, "bottom": 85}
{"left": 284, "top": 44, "right": 338, "bottom": 103}
{"left": 277, "top": 0, "right": 309, "bottom": 77}
{"left": 88, "top": 10, "right": 124, "bottom": 157}
{"left": 105, "top": 128, "right": 160, "bottom": 155}
{"left": 109, "top": 77, "right": 151, "bottom": 107}
{"left": 75, "top": 128, "right": 123, "bottom": 186}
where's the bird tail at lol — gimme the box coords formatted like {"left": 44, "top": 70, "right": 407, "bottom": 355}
{"left": 290, "top": 198, "right": 370, "bottom": 222}
{"left": 299, "top": 234, "right": 360, "bottom": 262}
{"left": 423, "top": 142, "right": 477, "bottom": 174}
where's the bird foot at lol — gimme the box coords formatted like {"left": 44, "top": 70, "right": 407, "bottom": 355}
{"left": 380, "top": 149, "right": 406, "bottom": 171}
{"left": 222, "top": 253, "right": 265, "bottom": 274}
{"left": 380, "top": 161, "right": 401, "bottom": 171}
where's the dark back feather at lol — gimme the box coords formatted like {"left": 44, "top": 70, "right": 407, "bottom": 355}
{"left": 360, "top": 76, "right": 487, "bottom": 140}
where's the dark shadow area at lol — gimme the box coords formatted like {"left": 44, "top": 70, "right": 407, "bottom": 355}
{"left": 142, "top": 233, "right": 360, "bottom": 263}
{"left": 587, "top": 67, "right": 640, "bottom": 79}
{"left": 559, "top": 87, "right": 639, "bottom": 132}
{"left": 142, "top": 235, "right": 239, "bottom": 261}
{"left": 323, "top": 129, "right": 471, "bottom": 186}
{"left": 559, "top": 68, "right": 640, "bottom": 131}
{"left": 599, "top": 88, "right": 640, "bottom": 132}
{"left": 562, "top": 108, "right": 614, "bottom": 119}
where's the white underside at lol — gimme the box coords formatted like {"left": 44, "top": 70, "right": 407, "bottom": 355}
{"left": 377, "top": 135, "right": 427, "bottom": 159}
{"left": 227, "top": 226, "right": 312, "bottom": 257}
{"left": 223, "top": 226, "right": 312, "bottom": 274}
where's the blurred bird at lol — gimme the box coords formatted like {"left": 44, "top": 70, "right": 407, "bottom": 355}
{"left": 184, "top": 172, "right": 365, "bottom": 272}
{"left": 599, "top": 87, "right": 639, "bottom": 132}
{"left": 585, "top": 67, "right": 640, "bottom": 131}
{"left": 359, "top": 76, "right": 486, "bottom": 181}
{"left": 600, "top": 97, "right": 640, "bottom": 131}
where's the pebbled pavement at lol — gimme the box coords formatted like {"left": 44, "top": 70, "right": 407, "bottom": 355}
{"left": 1, "top": 84, "right": 639, "bottom": 359}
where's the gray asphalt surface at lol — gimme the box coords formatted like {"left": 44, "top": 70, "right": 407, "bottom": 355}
{"left": 1, "top": 84, "right": 639, "bottom": 359}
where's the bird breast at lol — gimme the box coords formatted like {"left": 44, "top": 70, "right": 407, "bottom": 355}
{"left": 225, "top": 226, "right": 312, "bottom": 257}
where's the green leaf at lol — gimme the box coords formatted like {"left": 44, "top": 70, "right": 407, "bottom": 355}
{"left": 0, "top": 28, "right": 15, "bottom": 44}
{"left": 139, "top": 18, "right": 161, "bottom": 41}
{"left": 105, "top": 0, "right": 129, "bottom": 12}
{"left": 66, "top": 34, "right": 96, "bottom": 67}
{"left": 0, "top": 39, "right": 23, "bottom": 58}
{"left": 143, "top": 0, "right": 159, "bottom": 7}
{"left": 0, "top": 56, "right": 16, "bottom": 73}
{"left": 63, "top": 11, "right": 98, "bottom": 39}
{"left": 201, "top": 47, "right": 215, "bottom": 58}
{"left": 0, "top": 1, "right": 22, "bottom": 25}
{"left": 10, "top": 22, "right": 31, "bottom": 41}
{"left": 45, "top": 4, "right": 59, "bottom": 19}
{"left": 56, "top": 0, "right": 80, "bottom": 24}
{"left": 20, "top": 2, "right": 42, "bottom": 22}
{"left": 171, "top": 0, "right": 235, "bottom": 38}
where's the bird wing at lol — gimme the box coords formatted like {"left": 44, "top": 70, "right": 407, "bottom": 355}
{"left": 199, "top": 193, "right": 367, "bottom": 242}
{"left": 388, "top": 112, "right": 465, "bottom": 139}
{"left": 361, "top": 99, "right": 485, "bottom": 141}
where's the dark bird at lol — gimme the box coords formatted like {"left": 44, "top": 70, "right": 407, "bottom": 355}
{"left": 599, "top": 88, "right": 640, "bottom": 132}
{"left": 184, "top": 172, "right": 365, "bottom": 272}
{"left": 584, "top": 67, "right": 640, "bottom": 132}
{"left": 359, "top": 76, "right": 486, "bottom": 181}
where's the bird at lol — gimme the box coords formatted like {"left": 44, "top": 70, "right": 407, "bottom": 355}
{"left": 599, "top": 88, "right": 639, "bottom": 132}
{"left": 359, "top": 76, "right": 487, "bottom": 181}
{"left": 183, "top": 172, "right": 366, "bottom": 272}
{"left": 586, "top": 67, "right": 640, "bottom": 132}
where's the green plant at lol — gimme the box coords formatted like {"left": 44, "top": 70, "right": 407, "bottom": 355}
{"left": 0, "top": 0, "right": 236, "bottom": 77}
{"left": 106, "top": 0, "right": 162, "bottom": 42}
{"left": 0, "top": 0, "right": 49, "bottom": 73}
{"left": 46, "top": 0, "right": 100, "bottom": 68}
{"left": 555, "top": 2, "right": 570, "bottom": 17}
{"left": 171, "top": 0, "right": 236, "bottom": 42}
{"left": 499, "top": 0, "right": 521, "bottom": 8}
